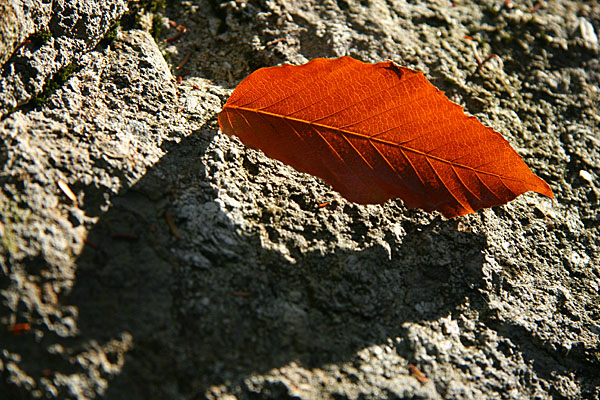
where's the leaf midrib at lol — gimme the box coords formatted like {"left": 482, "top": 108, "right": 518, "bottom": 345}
{"left": 225, "top": 104, "right": 519, "bottom": 183}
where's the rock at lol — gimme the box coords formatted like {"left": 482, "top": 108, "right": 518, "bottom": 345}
{"left": 0, "top": 0, "right": 53, "bottom": 66}
{"left": 579, "top": 169, "right": 594, "bottom": 185}
{"left": 579, "top": 17, "right": 598, "bottom": 50}
{"left": 0, "top": 0, "right": 599, "bottom": 399}
{"left": 0, "top": 0, "right": 127, "bottom": 116}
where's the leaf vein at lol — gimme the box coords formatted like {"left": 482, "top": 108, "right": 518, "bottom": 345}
{"left": 450, "top": 165, "right": 481, "bottom": 202}
{"left": 308, "top": 73, "right": 422, "bottom": 124}
{"left": 227, "top": 105, "right": 521, "bottom": 185}
{"left": 427, "top": 159, "right": 472, "bottom": 213}
{"left": 243, "top": 60, "right": 357, "bottom": 110}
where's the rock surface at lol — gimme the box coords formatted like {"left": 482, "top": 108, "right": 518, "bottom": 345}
{"left": 0, "top": 0, "right": 127, "bottom": 115}
{"left": 0, "top": 0, "right": 599, "bottom": 399}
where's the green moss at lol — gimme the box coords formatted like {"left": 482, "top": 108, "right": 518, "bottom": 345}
{"left": 146, "top": 0, "right": 166, "bottom": 13}
{"left": 32, "top": 62, "right": 81, "bottom": 108}
{"left": 150, "top": 13, "right": 164, "bottom": 42}
{"left": 0, "top": 200, "right": 30, "bottom": 256}
{"left": 0, "top": 225, "right": 18, "bottom": 255}
{"left": 96, "top": 21, "right": 120, "bottom": 49}
{"left": 120, "top": 0, "right": 167, "bottom": 30}
{"left": 60, "top": 62, "right": 79, "bottom": 79}
{"left": 105, "top": 21, "right": 120, "bottom": 43}
{"left": 162, "top": 49, "right": 172, "bottom": 64}
{"left": 31, "top": 30, "right": 53, "bottom": 47}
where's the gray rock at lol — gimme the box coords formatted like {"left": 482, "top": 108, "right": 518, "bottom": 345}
{"left": 579, "top": 17, "right": 598, "bottom": 50}
{"left": 0, "top": 0, "right": 53, "bottom": 66}
{"left": 0, "top": 0, "right": 127, "bottom": 116}
{"left": 0, "top": 0, "right": 599, "bottom": 399}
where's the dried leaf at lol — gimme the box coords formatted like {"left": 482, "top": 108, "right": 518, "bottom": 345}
{"left": 219, "top": 56, "right": 553, "bottom": 218}
{"left": 165, "top": 211, "right": 182, "bottom": 239}
{"left": 408, "top": 363, "right": 429, "bottom": 383}
{"left": 57, "top": 178, "right": 77, "bottom": 204}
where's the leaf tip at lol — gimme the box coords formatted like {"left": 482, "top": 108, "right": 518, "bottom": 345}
{"left": 535, "top": 177, "right": 554, "bottom": 199}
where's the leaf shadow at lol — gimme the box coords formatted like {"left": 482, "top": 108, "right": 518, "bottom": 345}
{"left": 56, "top": 122, "right": 488, "bottom": 399}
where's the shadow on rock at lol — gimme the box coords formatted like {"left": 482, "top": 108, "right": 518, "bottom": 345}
{"left": 53, "top": 120, "right": 489, "bottom": 399}
{"left": 170, "top": 229, "right": 488, "bottom": 398}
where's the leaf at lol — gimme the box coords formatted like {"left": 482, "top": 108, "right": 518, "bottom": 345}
{"left": 218, "top": 56, "right": 553, "bottom": 218}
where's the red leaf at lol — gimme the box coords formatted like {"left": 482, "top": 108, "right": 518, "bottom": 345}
{"left": 218, "top": 57, "right": 553, "bottom": 218}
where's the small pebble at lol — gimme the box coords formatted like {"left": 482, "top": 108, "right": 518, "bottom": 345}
{"left": 579, "top": 170, "right": 593, "bottom": 185}
{"left": 579, "top": 18, "right": 598, "bottom": 48}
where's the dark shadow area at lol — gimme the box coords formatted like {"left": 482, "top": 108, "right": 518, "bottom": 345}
{"left": 59, "top": 120, "right": 489, "bottom": 399}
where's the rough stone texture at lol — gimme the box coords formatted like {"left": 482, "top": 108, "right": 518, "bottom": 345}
{"left": 0, "top": 0, "right": 127, "bottom": 116}
{"left": 0, "top": 0, "right": 53, "bottom": 67}
{"left": 1, "top": 0, "right": 599, "bottom": 399}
